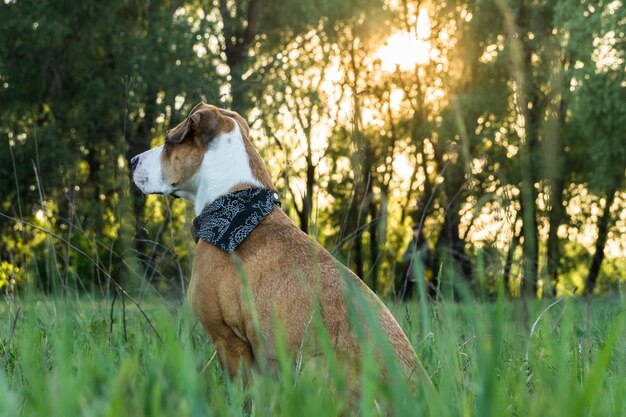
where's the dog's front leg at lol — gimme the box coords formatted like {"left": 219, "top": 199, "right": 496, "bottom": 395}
{"left": 213, "top": 334, "right": 254, "bottom": 384}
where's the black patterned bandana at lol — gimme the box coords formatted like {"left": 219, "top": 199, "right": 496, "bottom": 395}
{"left": 191, "top": 188, "right": 281, "bottom": 252}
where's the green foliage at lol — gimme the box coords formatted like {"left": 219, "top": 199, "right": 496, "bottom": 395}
{"left": 0, "top": 295, "right": 624, "bottom": 416}
{"left": 0, "top": 0, "right": 624, "bottom": 297}
{"left": 558, "top": 0, "right": 626, "bottom": 193}
{"left": 0, "top": 0, "right": 220, "bottom": 293}
{"left": 0, "top": 262, "right": 19, "bottom": 292}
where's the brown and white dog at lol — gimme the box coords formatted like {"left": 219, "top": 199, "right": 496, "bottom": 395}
{"left": 131, "top": 102, "right": 429, "bottom": 384}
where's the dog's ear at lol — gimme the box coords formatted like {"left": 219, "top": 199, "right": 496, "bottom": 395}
{"left": 189, "top": 111, "right": 203, "bottom": 128}
{"left": 188, "top": 106, "right": 231, "bottom": 145}
{"left": 166, "top": 119, "right": 192, "bottom": 144}
{"left": 166, "top": 103, "right": 207, "bottom": 143}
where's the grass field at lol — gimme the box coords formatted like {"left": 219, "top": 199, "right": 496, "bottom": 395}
{"left": 0, "top": 293, "right": 624, "bottom": 417}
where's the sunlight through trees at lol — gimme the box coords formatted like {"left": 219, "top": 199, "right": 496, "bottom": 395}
{"left": 0, "top": 0, "right": 624, "bottom": 297}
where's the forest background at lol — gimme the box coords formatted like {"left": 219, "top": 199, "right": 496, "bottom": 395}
{"left": 1, "top": 0, "right": 624, "bottom": 300}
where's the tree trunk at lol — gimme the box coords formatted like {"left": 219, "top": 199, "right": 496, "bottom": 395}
{"left": 430, "top": 148, "right": 473, "bottom": 297}
{"left": 85, "top": 149, "right": 104, "bottom": 242}
{"left": 502, "top": 0, "right": 542, "bottom": 297}
{"left": 367, "top": 190, "right": 380, "bottom": 293}
{"left": 545, "top": 178, "right": 564, "bottom": 297}
{"left": 368, "top": 203, "right": 378, "bottom": 292}
{"left": 433, "top": 197, "right": 473, "bottom": 299}
{"left": 219, "top": 0, "right": 260, "bottom": 113}
{"left": 503, "top": 211, "right": 522, "bottom": 297}
{"left": 544, "top": 91, "right": 567, "bottom": 297}
{"left": 299, "top": 143, "right": 315, "bottom": 235}
{"left": 354, "top": 222, "right": 365, "bottom": 280}
{"left": 519, "top": 93, "right": 541, "bottom": 296}
{"left": 503, "top": 235, "right": 517, "bottom": 298}
{"left": 585, "top": 187, "right": 617, "bottom": 295}
{"left": 519, "top": 190, "right": 539, "bottom": 296}
{"left": 229, "top": 64, "right": 250, "bottom": 113}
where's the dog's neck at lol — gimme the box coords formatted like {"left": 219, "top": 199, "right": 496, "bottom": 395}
{"left": 191, "top": 187, "right": 279, "bottom": 251}
{"left": 176, "top": 122, "right": 270, "bottom": 216}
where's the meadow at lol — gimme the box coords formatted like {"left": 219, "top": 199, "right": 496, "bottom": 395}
{"left": 1, "top": 293, "right": 623, "bottom": 417}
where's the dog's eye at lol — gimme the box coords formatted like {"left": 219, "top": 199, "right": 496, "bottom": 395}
{"left": 163, "top": 139, "right": 171, "bottom": 148}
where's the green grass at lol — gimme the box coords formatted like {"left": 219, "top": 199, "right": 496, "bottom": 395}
{"left": 0, "top": 294, "right": 624, "bottom": 416}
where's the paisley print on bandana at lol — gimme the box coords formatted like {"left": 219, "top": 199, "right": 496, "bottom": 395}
{"left": 192, "top": 188, "right": 280, "bottom": 252}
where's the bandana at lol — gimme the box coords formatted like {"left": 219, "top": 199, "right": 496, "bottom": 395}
{"left": 191, "top": 188, "right": 281, "bottom": 252}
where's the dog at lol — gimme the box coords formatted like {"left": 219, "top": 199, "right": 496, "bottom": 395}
{"left": 131, "top": 102, "right": 429, "bottom": 385}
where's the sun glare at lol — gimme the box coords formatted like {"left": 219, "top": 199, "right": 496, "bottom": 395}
{"left": 376, "top": 8, "right": 432, "bottom": 72}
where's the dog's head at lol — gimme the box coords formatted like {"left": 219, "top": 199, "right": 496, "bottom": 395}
{"left": 131, "top": 103, "right": 273, "bottom": 212}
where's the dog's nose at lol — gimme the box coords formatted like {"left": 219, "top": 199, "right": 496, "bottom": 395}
{"left": 130, "top": 155, "right": 139, "bottom": 172}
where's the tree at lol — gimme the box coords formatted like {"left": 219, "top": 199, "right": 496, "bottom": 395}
{"left": 0, "top": 0, "right": 220, "bottom": 290}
